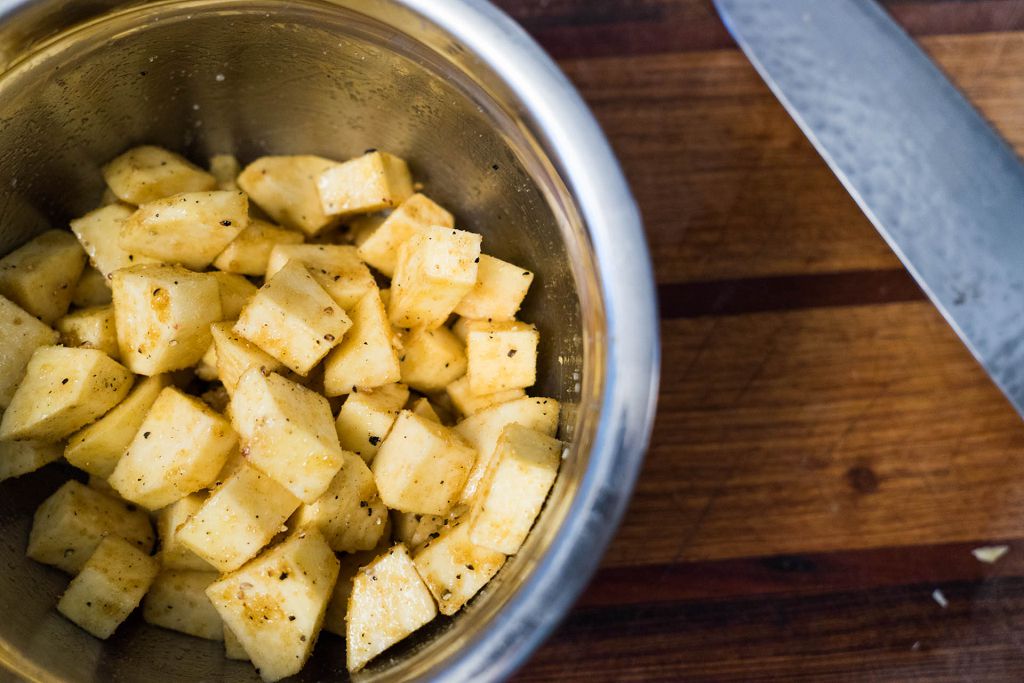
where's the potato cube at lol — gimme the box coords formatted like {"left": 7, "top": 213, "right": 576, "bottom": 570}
{"left": 371, "top": 411, "right": 475, "bottom": 515}
{"left": 412, "top": 519, "right": 505, "bottom": 616}
{"left": 454, "top": 254, "right": 534, "bottom": 321}
{"left": 0, "top": 439, "right": 62, "bottom": 481}
{"left": 350, "top": 215, "right": 384, "bottom": 248}
{"left": 356, "top": 194, "right": 454, "bottom": 277}
{"left": 0, "top": 230, "right": 87, "bottom": 324}
{"left": 388, "top": 226, "right": 481, "bottom": 330}
{"left": 265, "top": 244, "right": 376, "bottom": 310}
{"left": 177, "top": 461, "right": 300, "bottom": 572}
{"left": 234, "top": 260, "right": 350, "bottom": 375}
{"left": 0, "top": 294, "right": 58, "bottom": 408}
{"left": 209, "top": 153, "right": 241, "bottom": 191}
{"left": 334, "top": 383, "right": 409, "bottom": 462}
{"left": 109, "top": 387, "right": 237, "bottom": 510}
{"left": 0, "top": 346, "right": 132, "bottom": 442}
{"left": 317, "top": 151, "right": 413, "bottom": 217}
{"left": 211, "top": 322, "right": 283, "bottom": 394}
{"left": 72, "top": 266, "right": 113, "bottom": 307}
{"left": 143, "top": 570, "right": 224, "bottom": 640}
{"left": 291, "top": 451, "right": 387, "bottom": 552}
{"left": 87, "top": 475, "right": 125, "bottom": 501}
{"left": 230, "top": 369, "right": 344, "bottom": 502}
{"left": 322, "top": 549, "right": 378, "bottom": 636}
{"left": 213, "top": 271, "right": 259, "bottom": 319}
{"left": 71, "top": 204, "right": 160, "bottom": 278}
{"left": 57, "top": 536, "right": 158, "bottom": 639}
{"left": 212, "top": 220, "right": 304, "bottom": 275}
{"left": 445, "top": 375, "right": 525, "bottom": 417}
{"left": 27, "top": 480, "right": 154, "bottom": 574}
{"left": 345, "top": 543, "right": 436, "bottom": 673}
{"left": 465, "top": 321, "right": 538, "bottom": 394}
{"left": 102, "top": 146, "right": 217, "bottom": 204}
{"left": 398, "top": 326, "right": 466, "bottom": 393}
{"left": 65, "top": 374, "right": 169, "bottom": 478}
{"left": 112, "top": 264, "right": 223, "bottom": 375}
{"left": 207, "top": 528, "right": 340, "bottom": 682}
{"left": 224, "top": 625, "right": 249, "bottom": 661}
{"left": 195, "top": 343, "right": 219, "bottom": 382}
{"left": 55, "top": 305, "right": 119, "bottom": 359}
{"left": 410, "top": 397, "right": 441, "bottom": 424}
{"left": 157, "top": 494, "right": 215, "bottom": 571}
{"left": 469, "top": 424, "right": 561, "bottom": 554}
{"left": 455, "top": 397, "right": 559, "bottom": 502}
{"left": 237, "top": 155, "right": 340, "bottom": 236}
{"left": 391, "top": 510, "right": 453, "bottom": 549}
{"left": 99, "top": 187, "right": 120, "bottom": 206}
{"left": 322, "top": 289, "right": 401, "bottom": 396}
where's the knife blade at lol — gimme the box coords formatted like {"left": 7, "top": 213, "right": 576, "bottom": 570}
{"left": 715, "top": 0, "right": 1024, "bottom": 415}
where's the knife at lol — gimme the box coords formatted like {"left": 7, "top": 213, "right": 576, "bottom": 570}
{"left": 714, "top": 0, "right": 1024, "bottom": 415}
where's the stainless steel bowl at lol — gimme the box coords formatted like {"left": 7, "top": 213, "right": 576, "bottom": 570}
{"left": 0, "top": 1, "right": 659, "bottom": 680}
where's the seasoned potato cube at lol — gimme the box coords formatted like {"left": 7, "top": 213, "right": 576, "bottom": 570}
{"left": 412, "top": 519, "right": 505, "bottom": 616}
{"left": 469, "top": 424, "right": 561, "bottom": 554}
{"left": 388, "top": 226, "right": 481, "bottom": 330}
{"left": 207, "top": 528, "right": 340, "bottom": 682}
{"left": 72, "top": 266, "right": 113, "bottom": 307}
{"left": 71, "top": 204, "right": 159, "bottom": 278}
{"left": 371, "top": 411, "right": 475, "bottom": 515}
{"left": 102, "top": 146, "right": 217, "bottom": 204}
{"left": 350, "top": 215, "right": 384, "bottom": 248}
{"left": 55, "top": 305, "right": 119, "bottom": 359}
{"left": 231, "top": 369, "right": 344, "bottom": 502}
{"left": 322, "top": 549, "right": 378, "bottom": 636}
{"left": 455, "top": 396, "right": 559, "bottom": 502}
{"left": 446, "top": 375, "right": 525, "bottom": 417}
{"left": 237, "top": 155, "right": 340, "bottom": 236}
{"left": 0, "top": 439, "right": 63, "bottom": 481}
{"left": 213, "top": 219, "right": 304, "bottom": 275}
{"left": 65, "top": 374, "right": 169, "bottom": 478}
{"left": 195, "top": 343, "right": 219, "bottom": 382}
{"left": 0, "top": 295, "right": 58, "bottom": 408}
{"left": 112, "top": 264, "right": 222, "bottom": 375}
{"left": 0, "top": 230, "right": 86, "bottom": 324}
{"left": 465, "top": 321, "right": 538, "bottom": 394}
{"left": 178, "top": 461, "right": 300, "bottom": 572}
{"left": 317, "top": 151, "right": 413, "bottom": 217}
{"left": 157, "top": 494, "right": 215, "bottom": 571}
{"left": 392, "top": 510, "right": 453, "bottom": 549}
{"left": 292, "top": 450, "right": 387, "bottom": 552}
{"left": 120, "top": 190, "right": 249, "bottom": 270}
{"left": 265, "top": 244, "right": 375, "bottom": 309}
{"left": 224, "top": 625, "right": 249, "bottom": 661}
{"left": 234, "top": 260, "right": 350, "bottom": 375}
{"left": 57, "top": 536, "right": 159, "bottom": 639}
{"left": 345, "top": 543, "right": 437, "bottom": 672}
{"left": 334, "top": 383, "right": 409, "bottom": 462}
{"left": 209, "top": 153, "right": 241, "bottom": 191}
{"left": 322, "top": 289, "right": 400, "bottom": 396}
{"left": 454, "top": 254, "right": 534, "bottom": 321}
{"left": 27, "top": 480, "right": 154, "bottom": 574}
{"left": 143, "top": 570, "right": 224, "bottom": 640}
{"left": 399, "top": 326, "right": 467, "bottom": 393}
{"left": 0, "top": 346, "right": 132, "bottom": 442}
{"left": 356, "top": 194, "right": 454, "bottom": 277}
{"left": 213, "top": 271, "right": 259, "bottom": 320}
{"left": 410, "top": 397, "right": 442, "bottom": 423}
{"left": 210, "top": 322, "right": 283, "bottom": 394}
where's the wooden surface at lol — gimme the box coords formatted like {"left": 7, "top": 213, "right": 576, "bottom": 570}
{"left": 493, "top": 1, "right": 1024, "bottom": 680}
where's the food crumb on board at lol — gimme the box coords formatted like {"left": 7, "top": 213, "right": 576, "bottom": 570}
{"left": 971, "top": 545, "right": 1009, "bottom": 564}
{"left": 931, "top": 589, "right": 948, "bottom": 609}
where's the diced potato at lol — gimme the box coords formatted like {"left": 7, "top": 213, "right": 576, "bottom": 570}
{"left": 207, "top": 528, "right": 340, "bottom": 682}
{"left": 391, "top": 510, "right": 451, "bottom": 549}
{"left": 177, "top": 461, "right": 300, "bottom": 572}
{"left": 209, "top": 154, "right": 241, "bottom": 191}
{"left": 27, "top": 480, "right": 154, "bottom": 574}
{"left": 445, "top": 374, "right": 525, "bottom": 417}
{"left": 103, "top": 146, "right": 217, "bottom": 204}
{"left": 70, "top": 204, "right": 159, "bottom": 278}
{"left": 195, "top": 344, "right": 219, "bottom": 382}
{"left": 398, "top": 326, "right": 466, "bottom": 393}
{"left": 345, "top": 543, "right": 436, "bottom": 673}
{"left": 224, "top": 625, "right": 249, "bottom": 661}
{"left": 412, "top": 519, "right": 505, "bottom": 616}
{"left": 109, "top": 387, "right": 237, "bottom": 510}
{"left": 55, "top": 305, "right": 119, "bottom": 359}
{"left": 99, "top": 187, "right": 121, "bottom": 207}
{"left": 317, "top": 151, "right": 413, "bottom": 218}
{"left": 120, "top": 190, "right": 249, "bottom": 270}
{"left": 0, "top": 294, "right": 58, "bottom": 409}
{"left": 409, "top": 397, "right": 441, "bottom": 423}
{"left": 265, "top": 244, "right": 375, "bottom": 310}
{"left": 356, "top": 194, "right": 454, "bottom": 277}
{"left": 57, "top": 536, "right": 159, "bottom": 639}
{"left": 450, "top": 316, "right": 479, "bottom": 344}
{"left": 0, "top": 346, "right": 133, "bottom": 442}
{"left": 291, "top": 450, "right": 387, "bottom": 553}
{"left": 371, "top": 411, "right": 475, "bottom": 515}
{"left": 212, "top": 219, "right": 304, "bottom": 275}
{"left": 230, "top": 369, "right": 344, "bottom": 503}
{"left": 72, "top": 266, "right": 113, "bottom": 307}
{"left": 455, "top": 396, "right": 559, "bottom": 502}
{"left": 143, "top": 570, "right": 224, "bottom": 640}
{"left": 465, "top": 321, "right": 538, "bottom": 394}
{"left": 210, "top": 322, "right": 283, "bottom": 394}
{"left": 234, "top": 260, "right": 350, "bottom": 375}
{"left": 87, "top": 475, "right": 124, "bottom": 501}
{"left": 112, "top": 264, "right": 223, "bottom": 375}
{"left": 388, "top": 226, "right": 481, "bottom": 330}
{"left": 0, "top": 439, "right": 63, "bottom": 481}
{"left": 322, "top": 289, "right": 400, "bottom": 396}
{"left": 213, "top": 271, "right": 259, "bottom": 319}
{"left": 469, "top": 424, "right": 560, "bottom": 554}
{"left": 237, "top": 155, "right": 340, "bottom": 236}
{"left": 350, "top": 215, "right": 384, "bottom": 247}
{"left": 65, "top": 374, "right": 169, "bottom": 478}
{"left": 334, "top": 384, "right": 409, "bottom": 462}
{"left": 0, "top": 230, "right": 87, "bottom": 324}
{"left": 322, "top": 549, "right": 378, "bottom": 636}
{"left": 454, "top": 254, "right": 534, "bottom": 321}
{"left": 157, "top": 494, "right": 215, "bottom": 571}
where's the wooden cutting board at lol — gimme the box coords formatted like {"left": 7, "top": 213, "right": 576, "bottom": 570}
{"left": 495, "top": 1, "right": 1024, "bottom": 679}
